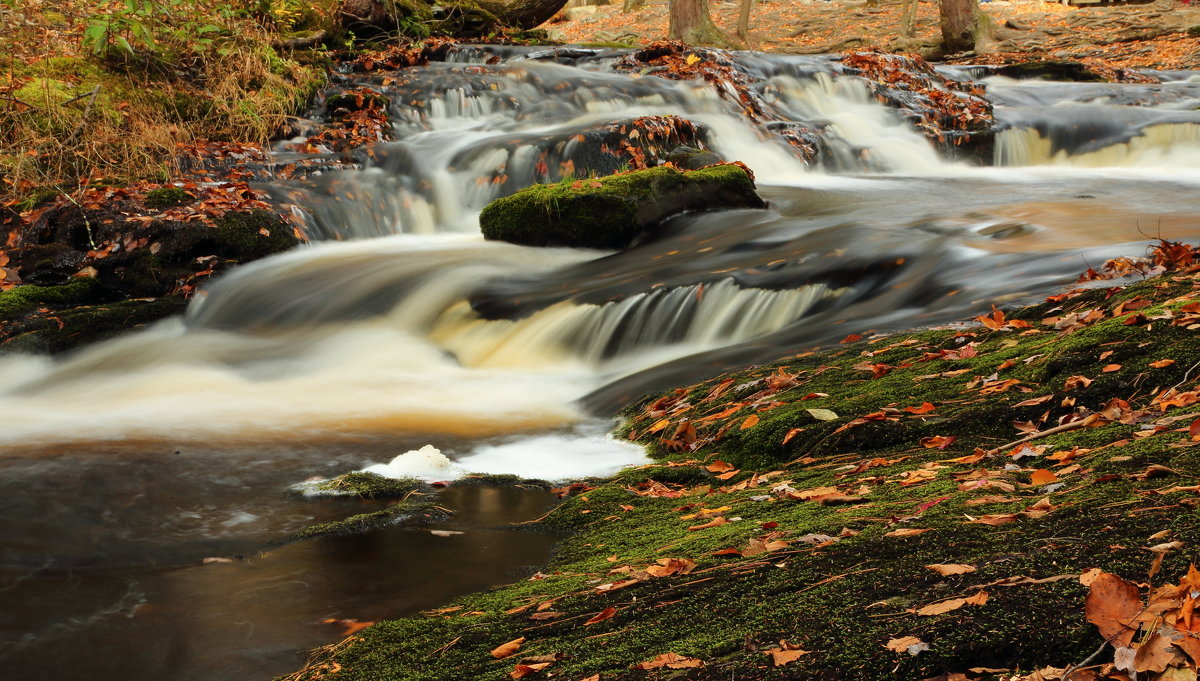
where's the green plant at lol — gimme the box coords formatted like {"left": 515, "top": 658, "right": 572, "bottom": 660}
{"left": 82, "top": 0, "right": 225, "bottom": 60}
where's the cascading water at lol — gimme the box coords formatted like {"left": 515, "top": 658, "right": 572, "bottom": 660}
{"left": 4, "top": 44, "right": 1200, "bottom": 681}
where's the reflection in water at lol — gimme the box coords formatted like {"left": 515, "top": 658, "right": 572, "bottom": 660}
{"left": 0, "top": 481, "right": 557, "bottom": 681}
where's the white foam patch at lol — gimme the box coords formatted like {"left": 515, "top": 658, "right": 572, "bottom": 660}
{"left": 456, "top": 432, "right": 649, "bottom": 482}
{"left": 360, "top": 444, "right": 465, "bottom": 480}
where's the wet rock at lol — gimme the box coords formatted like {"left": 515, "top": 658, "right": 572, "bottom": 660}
{"left": 282, "top": 499, "right": 452, "bottom": 543}
{"left": 665, "top": 146, "right": 724, "bottom": 170}
{"left": 479, "top": 163, "right": 766, "bottom": 250}
{"left": 994, "top": 60, "right": 1107, "bottom": 82}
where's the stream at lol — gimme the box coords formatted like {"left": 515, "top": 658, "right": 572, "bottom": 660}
{"left": 2, "top": 45, "right": 1200, "bottom": 680}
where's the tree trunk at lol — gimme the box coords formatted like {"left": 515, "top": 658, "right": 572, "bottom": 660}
{"left": 735, "top": 0, "right": 753, "bottom": 41}
{"left": 623, "top": 0, "right": 646, "bottom": 12}
{"left": 668, "top": 0, "right": 732, "bottom": 46}
{"left": 899, "top": 0, "right": 917, "bottom": 38}
{"left": 938, "top": 0, "right": 978, "bottom": 53}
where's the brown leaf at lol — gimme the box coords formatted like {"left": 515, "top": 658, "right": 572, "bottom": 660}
{"left": 740, "top": 414, "right": 760, "bottom": 430}
{"left": 528, "top": 611, "right": 565, "bottom": 621}
{"left": 492, "top": 637, "right": 526, "bottom": 659}
{"left": 927, "top": 563, "right": 976, "bottom": 576}
{"left": 965, "top": 591, "right": 990, "bottom": 606}
{"left": 1102, "top": 364, "right": 1123, "bottom": 373}
{"left": 584, "top": 606, "right": 617, "bottom": 626}
{"left": 768, "top": 648, "right": 811, "bottom": 666}
{"left": 1132, "top": 632, "right": 1176, "bottom": 673}
{"left": 782, "top": 427, "right": 806, "bottom": 445}
{"left": 510, "top": 662, "right": 552, "bottom": 679}
{"left": 921, "top": 435, "right": 957, "bottom": 450}
{"left": 884, "top": 528, "right": 933, "bottom": 538}
{"left": 1085, "top": 572, "right": 1142, "bottom": 649}
{"left": 634, "top": 652, "right": 704, "bottom": 669}
{"left": 914, "top": 598, "right": 967, "bottom": 616}
{"left": 1013, "top": 394, "right": 1055, "bottom": 407}
{"left": 1150, "top": 359, "right": 1177, "bottom": 369}
{"left": 885, "top": 636, "right": 929, "bottom": 655}
{"left": 1064, "top": 375, "right": 1093, "bottom": 391}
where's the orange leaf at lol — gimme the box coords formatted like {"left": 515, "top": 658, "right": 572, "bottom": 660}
{"left": 903, "top": 402, "right": 936, "bottom": 414}
{"left": 740, "top": 414, "right": 760, "bottom": 430}
{"left": 782, "top": 427, "right": 806, "bottom": 445}
{"left": 688, "top": 517, "right": 728, "bottom": 531}
{"left": 914, "top": 598, "right": 966, "bottom": 616}
{"left": 1029, "top": 469, "right": 1059, "bottom": 485}
{"left": 839, "top": 334, "right": 862, "bottom": 344}
{"left": 1149, "top": 359, "right": 1176, "bottom": 368}
{"left": 648, "top": 419, "right": 670, "bottom": 434}
{"left": 584, "top": 606, "right": 617, "bottom": 626}
{"left": 492, "top": 637, "right": 526, "bottom": 659}
{"left": 706, "top": 460, "right": 735, "bottom": 473}
{"left": 1102, "top": 364, "right": 1122, "bottom": 373}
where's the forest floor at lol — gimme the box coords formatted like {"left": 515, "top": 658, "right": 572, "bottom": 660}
{"left": 549, "top": 0, "right": 1200, "bottom": 70}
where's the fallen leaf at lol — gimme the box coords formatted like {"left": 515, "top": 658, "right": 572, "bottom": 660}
{"left": 740, "top": 414, "right": 760, "bottom": 430}
{"left": 806, "top": 408, "right": 839, "bottom": 421}
{"left": 1133, "top": 632, "right": 1175, "bottom": 673}
{"left": 1030, "top": 469, "right": 1060, "bottom": 486}
{"left": 634, "top": 652, "right": 704, "bottom": 669}
{"left": 884, "top": 528, "right": 933, "bottom": 538}
{"left": 492, "top": 637, "right": 526, "bottom": 659}
{"left": 927, "top": 564, "right": 976, "bottom": 576}
{"left": 1064, "top": 375, "right": 1093, "bottom": 391}
{"left": 322, "top": 618, "right": 374, "bottom": 636}
{"left": 430, "top": 530, "right": 465, "bottom": 537}
{"left": 768, "top": 648, "right": 811, "bottom": 666}
{"left": 1102, "top": 364, "right": 1123, "bottom": 373}
{"left": 510, "top": 662, "right": 552, "bottom": 679}
{"left": 1150, "top": 359, "right": 1177, "bottom": 368}
{"left": 1085, "top": 572, "right": 1142, "bottom": 649}
{"left": 885, "top": 636, "right": 929, "bottom": 655}
{"left": 584, "top": 606, "right": 617, "bottom": 626}
{"left": 914, "top": 598, "right": 967, "bottom": 616}
{"left": 965, "top": 591, "right": 990, "bottom": 606}
{"left": 706, "top": 460, "right": 735, "bottom": 474}
{"left": 688, "top": 517, "right": 728, "bottom": 531}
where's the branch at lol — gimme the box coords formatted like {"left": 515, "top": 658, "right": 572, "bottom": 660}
{"left": 273, "top": 29, "right": 328, "bottom": 50}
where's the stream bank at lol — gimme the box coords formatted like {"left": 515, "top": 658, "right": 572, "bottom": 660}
{"left": 286, "top": 253, "right": 1200, "bottom": 681}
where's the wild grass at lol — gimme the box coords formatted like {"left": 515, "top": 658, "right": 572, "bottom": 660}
{"left": 0, "top": 0, "right": 335, "bottom": 203}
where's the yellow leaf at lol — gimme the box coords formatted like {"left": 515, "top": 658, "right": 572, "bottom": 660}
{"left": 648, "top": 418, "right": 670, "bottom": 433}
{"left": 740, "top": 414, "right": 760, "bottom": 430}
{"left": 685, "top": 53, "right": 701, "bottom": 65}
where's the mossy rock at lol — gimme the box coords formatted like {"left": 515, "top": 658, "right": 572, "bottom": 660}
{"left": 306, "top": 472, "right": 429, "bottom": 498}
{"left": 282, "top": 499, "right": 452, "bottom": 543}
{"left": 145, "top": 186, "right": 192, "bottom": 209}
{"left": 479, "top": 164, "right": 766, "bottom": 250}
{"left": 0, "top": 296, "right": 187, "bottom": 354}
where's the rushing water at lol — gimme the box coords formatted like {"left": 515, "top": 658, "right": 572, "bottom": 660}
{"left": 3, "top": 45, "right": 1200, "bottom": 680}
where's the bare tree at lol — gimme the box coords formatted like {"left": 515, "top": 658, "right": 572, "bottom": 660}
{"left": 899, "top": 0, "right": 918, "bottom": 38}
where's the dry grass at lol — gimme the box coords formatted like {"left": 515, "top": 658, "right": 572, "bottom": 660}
{"left": 0, "top": 0, "right": 332, "bottom": 203}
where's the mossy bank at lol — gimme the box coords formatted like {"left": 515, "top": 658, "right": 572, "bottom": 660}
{"left": 284, "top": 267, "right": 1200, "bottom": 681}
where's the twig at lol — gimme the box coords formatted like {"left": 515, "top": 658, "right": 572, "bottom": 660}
{"left": 425, "top": 636, "right": 461, "bottom": 658}
{"left": 55, "top": 187, "right": 96, "bottom": 250}
{"left": 61, "top": 85, "right": 101, "bottom": 107}
{"left": 1061, "top": 640, "right": 1108, "bottom": 680}
{"left": 66, "top": 85, "right": 101, "bottom": 145}
{"left": 1171, "top": 359, "right": 1200, "bottom": 391}
{"left": 0, "top": 94, "right": 37, "bottom": 109}
{"left": 986, "top": 414, "right": 1100, "bottom": 455}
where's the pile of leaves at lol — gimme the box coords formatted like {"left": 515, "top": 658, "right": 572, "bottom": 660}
{"left": 841, "top": 51, "right": 993, "bottom": 148}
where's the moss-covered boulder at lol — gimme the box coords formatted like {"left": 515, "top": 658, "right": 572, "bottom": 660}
{"left": 479, "top": 164, "right": 766, "bottom": 250}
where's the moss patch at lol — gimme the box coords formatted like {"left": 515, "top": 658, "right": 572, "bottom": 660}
{"left": 479, "top": 164, "right": 765, "bottom": 250}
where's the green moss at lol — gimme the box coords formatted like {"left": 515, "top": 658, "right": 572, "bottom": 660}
{"left": 144, "top": 186, "right": 191, "bottom": 208}
{"left": 283, "top": 499, "right": 451, "bottom": 542}
{"left": 479, "top": 164, "right": 763, "bottom": 250}
{"left": 1, "top": 296, "right": 186, "bottom": 354}
{"left": 213, "top": 209, "right": 301, "bottom": 259}
{"left": 308, "top": 472, "right": 428, "bottom": 498}
{"left": 0, "top": 279, "right": 103, "bottom": 321}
